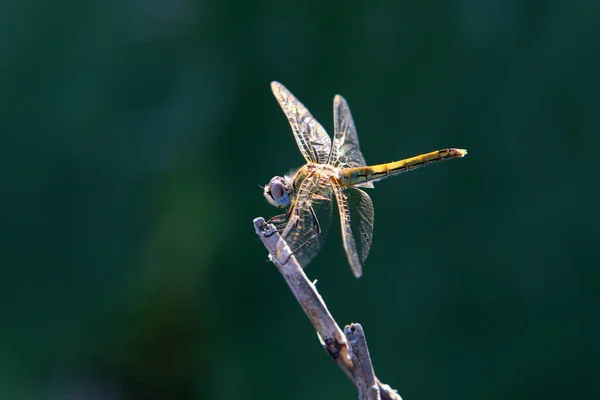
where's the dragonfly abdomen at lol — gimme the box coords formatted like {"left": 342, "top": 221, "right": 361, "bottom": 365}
{"left": 340, "top": 148, "right": 467, "bottom": 186}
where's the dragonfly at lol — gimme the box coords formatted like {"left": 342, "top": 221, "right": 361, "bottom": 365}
{"left": 264, "top": 81, "right": 466, "bottom": 278}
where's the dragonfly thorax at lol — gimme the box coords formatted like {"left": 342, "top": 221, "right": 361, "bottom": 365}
{"left": 264, "top": 175, "right": 293, "bottom": 208}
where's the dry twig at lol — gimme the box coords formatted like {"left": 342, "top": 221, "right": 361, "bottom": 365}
{"left": 253, "top": 217, "right": 402, "bottom": 400}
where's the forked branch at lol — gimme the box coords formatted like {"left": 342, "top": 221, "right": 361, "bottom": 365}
{"left": 253, "top": 217, "right": 402, "bottom": 400}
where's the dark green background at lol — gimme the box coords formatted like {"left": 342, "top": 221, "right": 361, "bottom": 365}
{"left": 1, "top": 1, "right": 598, "bottom": 399}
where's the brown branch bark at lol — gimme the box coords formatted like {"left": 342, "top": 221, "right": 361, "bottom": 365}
{"left": 253, "top": 217, "right": 402, "bottom": 400}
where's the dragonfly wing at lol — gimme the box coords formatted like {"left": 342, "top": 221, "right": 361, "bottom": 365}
{"left": 332, "top": 184, "right": 374, "bottom": 278}
{"left": 330, "top": 95, "right": 373, "bottom": 188}
{"left": 281, "top": 173, "right": 333, "bottom": 268}
{"left": 271, "top": 81, "right": 332, "bottom": 164}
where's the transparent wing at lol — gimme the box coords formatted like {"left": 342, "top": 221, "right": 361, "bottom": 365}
{"left": 330, "top": 95, "right": 374, "bottom": 188}
{"left": 271, "top": 81, "right": 332, "bottom": 164}
{"left": 279, "top": 174, "right": 333, "bottom": 268}
{"left": 332, "top": 184, "right": 374, "bottom": 278}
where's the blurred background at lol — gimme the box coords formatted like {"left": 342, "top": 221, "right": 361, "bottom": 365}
{"left": 1, "top": 0, "right": 598, "bottom": 399}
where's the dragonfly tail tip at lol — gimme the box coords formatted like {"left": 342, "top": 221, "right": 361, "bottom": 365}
{"left": 451, "top": 148, "right": 468, "bottom": 158}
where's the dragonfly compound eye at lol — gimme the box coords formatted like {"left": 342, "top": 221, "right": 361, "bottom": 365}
{"left": 271, "top": 181, "right": 284, "bottom": 199}
{"left": 264, "top": 176, "right": 291, "bottom": 208}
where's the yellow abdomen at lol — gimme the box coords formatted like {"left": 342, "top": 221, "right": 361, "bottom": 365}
{"left": 339, "top": 148, "right": 467, "bottom": 186}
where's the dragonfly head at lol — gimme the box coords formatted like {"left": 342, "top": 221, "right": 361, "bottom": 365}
{"left": 264, "top": 176, "right": 292, "bottom": 208}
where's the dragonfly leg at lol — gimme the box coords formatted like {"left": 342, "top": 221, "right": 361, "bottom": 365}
{"left": 266, "top": 212, "right": 290, "bottom": 237}
{"left": 282, "top": 230, "right": 317, "bottom": 265}
{"left": 281, "top": 206, "right": 321, "bottom": 265}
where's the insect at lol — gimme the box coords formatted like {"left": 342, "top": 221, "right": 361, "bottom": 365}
{"left": 264, "top": 82, "right": 466, "bottom": 277}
